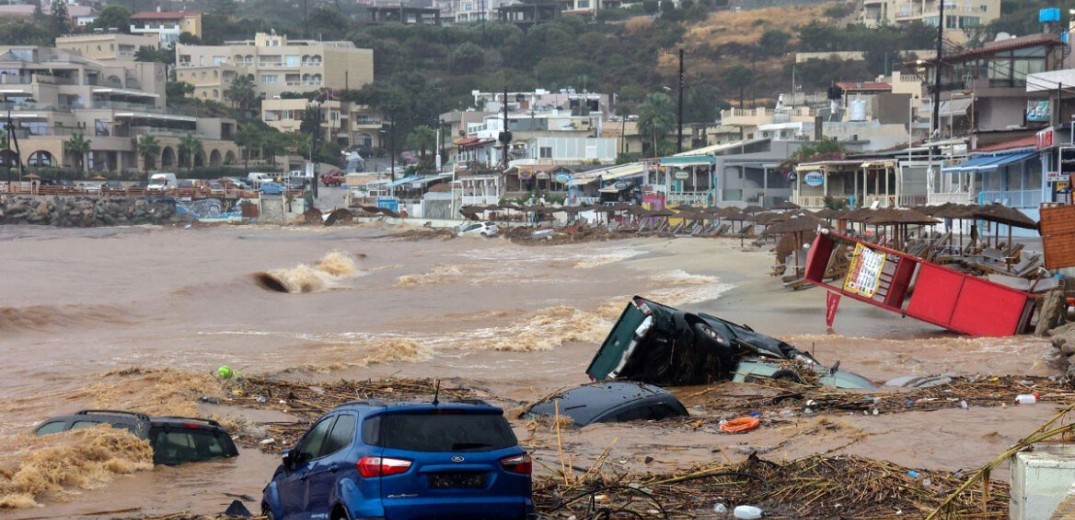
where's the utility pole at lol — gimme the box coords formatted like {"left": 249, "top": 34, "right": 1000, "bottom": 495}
{"left": 931, "top": 0, "right": 945, "bottom": 138}
{"left": 499, "top": 86, "right": 511, "bottom": 170}
{"left": 677, "top": 48, "right": 684, "bottom": 154}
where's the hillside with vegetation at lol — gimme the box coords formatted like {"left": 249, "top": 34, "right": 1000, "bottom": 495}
{"left": 0, "top": 0, "right": 1040, "bottom": 159}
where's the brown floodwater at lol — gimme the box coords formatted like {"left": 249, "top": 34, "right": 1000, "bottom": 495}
{"left": 0, "top": 223, "right": 1065, "bottom": 518}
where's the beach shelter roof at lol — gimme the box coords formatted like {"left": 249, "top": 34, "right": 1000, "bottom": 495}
{"left": 968, "top": 203, "right": 1038, "bottom": 229}
{"left": 762, "top": 212, "right": 826, "bottom": 235}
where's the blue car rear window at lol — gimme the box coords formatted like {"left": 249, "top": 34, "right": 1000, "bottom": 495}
{"left": 365, "top": 412, "right": 517, "bottom": 452}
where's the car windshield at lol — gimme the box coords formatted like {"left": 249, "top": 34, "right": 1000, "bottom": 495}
{"left": 365, "top": 411, "right": 517, "bottom": 452}
{"left": 149, "top": 427, "right": 237, "bottom": 465}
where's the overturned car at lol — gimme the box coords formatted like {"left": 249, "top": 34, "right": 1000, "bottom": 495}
{"left": 587, "top": 296, "right": 875, "bottom": 389}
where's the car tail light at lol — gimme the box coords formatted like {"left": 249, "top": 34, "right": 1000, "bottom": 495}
{"left": 357, "top": 456, "right": 412, "bottom": 478}
{"left": 499, "top": 453, "right": 532, "bottom": 475}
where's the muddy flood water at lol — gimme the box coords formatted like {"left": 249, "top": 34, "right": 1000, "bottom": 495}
{"left": 0, "top": 223, "right": 1068, "bottom": 518}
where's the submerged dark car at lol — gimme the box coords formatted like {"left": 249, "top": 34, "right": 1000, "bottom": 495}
{"left": 587, "top": 296, "right": 875, "bottom": 389}
{"left": 34, "top": 409, "right": 239, "bottom": 466}
{"left": 527, "top": 381, "right": 688, "bottom": 427}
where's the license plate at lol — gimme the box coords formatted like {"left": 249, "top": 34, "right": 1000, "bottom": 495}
{"left": 429, "top": 472, "right": 485, "bottom": 489}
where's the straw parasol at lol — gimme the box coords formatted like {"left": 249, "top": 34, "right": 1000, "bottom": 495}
{"left": 91, "top": 175, "right": 107, "bottom": 181}
{"left": 24, "top": 173, "right": 40, "bottom": 179}
{"left": 762, "top": 212, "right": 826, "bottom": 274}
{"left": 862, "top": 208, "right": 940, "bottom": 249}
{"left": 968, "top": 203, "right": 1038, "bottom": 250}
{"left": 772, "top": 200, "right": 801, "bottom": 211}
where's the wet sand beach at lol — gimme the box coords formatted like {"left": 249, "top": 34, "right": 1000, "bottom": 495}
{"left": 0, "top": 223, "right": 1066, "bottom": 518}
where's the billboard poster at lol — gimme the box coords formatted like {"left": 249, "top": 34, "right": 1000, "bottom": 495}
{"left": 1027, "top": 100, "right": 1051, "bottom": 122}
{"left": 843, "top": 243, "right": 887, "bottom": 298}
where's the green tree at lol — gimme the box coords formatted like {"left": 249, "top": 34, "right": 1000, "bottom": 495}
{"left": 759, "top": 30, "right": 790, "bottom": 57}
{"left": 136, "top": 134, "right": 161, "bottom": 173}
{"left": 224, "top": 75, "right": 259, "bottom": 115}
{"left": 450, "top": 42, "right": 485, "bottom": 73}
{"left": 86, "top": 5, "right": 130, "bottom": 33}
{"left": 166, "top": 81, "right": 194, "bottom": 107}
{"left": 405, "top": 125, "right": 436, "bottom": 164}
{"left": 637, "top": 92, "right": 675, "bottom": 155}
{"left": 722, "top": 65, "right": 753, "bottom": 109}
{"left": 47, "top": 0, "right": 69, "bottom": 37}
{"left": 0, "top": 21, "right": 53, "bottom": 46}
{"left": 642, "top": 0, "right": 658, "bottom": 14}
{"left": 178, "top": 133, "right": 204, "bottom": 171}
{"left": 64, "top": 132, "right": 91, "bottom": 175}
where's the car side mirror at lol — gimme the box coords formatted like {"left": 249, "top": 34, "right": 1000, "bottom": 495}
{"left": 281, "top": 449, "right": 294, "bottom": 469}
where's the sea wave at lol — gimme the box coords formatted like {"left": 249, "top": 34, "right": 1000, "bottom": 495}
{"left": 255, "top": 251, "right": 362, "bottom": 293}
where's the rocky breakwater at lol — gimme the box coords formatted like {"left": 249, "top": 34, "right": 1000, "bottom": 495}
{"left": 0, "top": 195, "right": 177, "bottom": 226}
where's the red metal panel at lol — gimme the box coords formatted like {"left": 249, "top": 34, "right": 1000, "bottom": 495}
{"left": 950, "top": 278, "right": 1030, "bottom": 336}
{"left": 906, "top": 264, "right": 963, "bottom": 327}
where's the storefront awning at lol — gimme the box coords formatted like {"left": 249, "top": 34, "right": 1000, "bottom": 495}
{"left": 600, "top": 163, "right": 644, "bottom": 181}
{"left": 942, "top": 151, "right": 1038, "bottom": 174}
{"left": 659, "top": 155, "right": 716, "bottom": 167}
{"left": 938, "top": 98, "right": 973, "bottom": 118}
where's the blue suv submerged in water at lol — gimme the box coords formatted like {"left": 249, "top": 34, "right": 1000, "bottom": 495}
{"left": 262, "top": 399, "right": 533, "bottom": 520}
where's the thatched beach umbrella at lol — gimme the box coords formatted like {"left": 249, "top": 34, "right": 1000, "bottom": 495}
{"left": 772, "top": 200, "right": 801, "bottom": 211}
{"left": 862, "top": 208, "right": 939, "bottom": 250}
{"left": 968, "top": 203, "right": 1038, "bottom": 250}
{"left": 762, "top": 212, "right": 826, "bottom": 274}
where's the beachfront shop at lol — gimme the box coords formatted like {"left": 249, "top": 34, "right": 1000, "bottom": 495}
{"left": 793, "top": 160, "right": 900, "bottom": 210}
{"left": 656, "top": 155, "right": 716, "bottom": 207}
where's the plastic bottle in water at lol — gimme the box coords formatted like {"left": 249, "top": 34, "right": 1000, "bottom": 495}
{"left": 1015, "top": 392, "right": 1039, "bottom": 405}
{"left": 733, "top": 505, "right": 764, "bottom": 519}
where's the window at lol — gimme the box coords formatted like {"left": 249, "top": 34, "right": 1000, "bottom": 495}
{"left": 366, "top": 412, "right": 517, "bottom": 452}
{"left": 212, "top": 55, "right": 226, "bottom": 65}
{"left": 149, "top": 428, "right": 237, "bottom": 465}
{"left": 295, "top": 417, "right": 335, "bottom": 463}
{"left": 539, "top": 146, "right": 552, "bottom": 158}
{"left": 35, "top": 421, "right": 66, "bottom": 434}
{"left": 319, "top": 414, "right": 356, "bottom": 456}
{"left": 260, "top": 74, "right": 278, "bottom": 85}
{"left": 285, "top": 55, "right": 300, "bottom": 67}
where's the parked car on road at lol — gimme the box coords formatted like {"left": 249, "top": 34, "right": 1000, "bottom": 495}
{"left": 321, "top": 170, "right": 345, "bottom": 187}
{"left": 587, "top": 296, "right": 876, "bottom": 389}
{"left": 527, "top": 381, "right": 688, "bottom": 427}
{"left": 33, "top": 409, "right": 239, "bottom": 466}
{"left": 262, "top": 399, "right": 533, "bottom": 520}
{"left": 456, "top": 221, "right": 498, "bottom": 238}
{"left": 101, "top": 180, "right": 125, "bottom": 193}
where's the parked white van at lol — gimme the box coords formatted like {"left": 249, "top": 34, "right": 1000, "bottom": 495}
{"left": 247, "top": 172, "right": 275, "bottom": 187}
{"left": 147, "top": 173, "right": 177, "bottom": 192}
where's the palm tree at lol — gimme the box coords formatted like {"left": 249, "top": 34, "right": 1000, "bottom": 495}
{"left": 178, "top": 133, "right": 203, "bottom": 172}
{"left": 64, "top": 132, "right": 91, "bottom": 176}
{"left": 723, "top": 65, "right": 753, "bottom": 111}
{"left": 136, "top": 134, "right": 161, "bottom": 173}
{"left": 637, "top": 93, "right": 675, "bottom": 156}
{"left": 224, "top": 75, "right": 258, "bottom": 114}
{"left": 405, "top": 125, "right": 436, "bottom": 164}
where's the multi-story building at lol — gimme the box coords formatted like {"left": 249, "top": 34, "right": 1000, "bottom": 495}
{"left": 174, "top": 32, "right": 374, "bottom": 104}
{"left": 129, "top": 10, "right": 202, "bottom": 45}
{"left": 56, "top": 33, "right": 159, "bottom": 62}
{"left": 0, "top": 46, "right": 237, "bottom": 174}
{"left": 261, "top": 98, "right": 384, "bottom": 149}
{"left": 862, "top": 0, "right": 1002, "bottom": 43}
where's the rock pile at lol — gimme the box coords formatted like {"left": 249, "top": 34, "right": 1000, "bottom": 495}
{"left": 0, "top": 195, "right": 177, "bottom": 226}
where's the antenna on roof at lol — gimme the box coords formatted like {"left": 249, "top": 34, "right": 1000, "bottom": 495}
{"left": 432, "top": 379, "right": 441, "bottom": 406}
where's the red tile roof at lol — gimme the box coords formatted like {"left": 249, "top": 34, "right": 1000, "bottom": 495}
{"left": 977, "top": 135, "right": 1037, "bottom": 152}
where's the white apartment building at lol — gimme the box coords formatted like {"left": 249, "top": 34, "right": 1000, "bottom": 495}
{"left": 175, "top": 32, "right": 374, "bottom": 104}
{"left": 862, "top": 0, "right": 1002, "bottom": 43}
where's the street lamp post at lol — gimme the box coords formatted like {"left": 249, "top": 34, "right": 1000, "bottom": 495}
{"left": 308, "top": 99, "right": 321, "bottom": 198}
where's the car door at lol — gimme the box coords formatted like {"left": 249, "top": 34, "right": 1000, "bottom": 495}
{"left": 305, "top": 413, "right": 357, "bottom": 518}
{"left": 279, "top": 416, "right": 335, "bottom": 520}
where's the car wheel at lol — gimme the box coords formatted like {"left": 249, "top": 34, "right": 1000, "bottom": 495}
{"left": 771, "top": 369, "right": 803, "bottom": 384}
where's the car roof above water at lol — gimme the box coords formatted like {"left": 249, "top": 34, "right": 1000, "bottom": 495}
{"left": 528, "top": 381, "right": 687, "bottom": 426}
